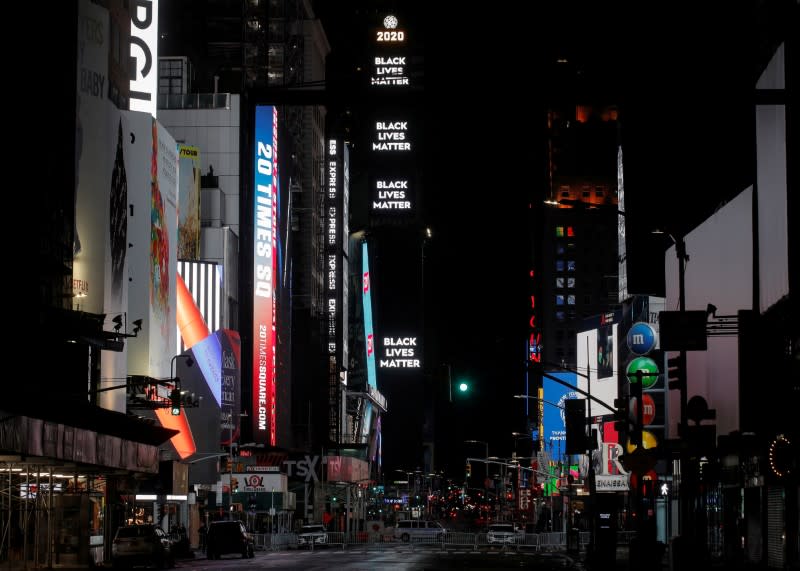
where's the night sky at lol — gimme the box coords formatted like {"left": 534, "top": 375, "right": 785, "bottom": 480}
{"left": 317, "top": 0, "right": 758, "bottom": 475}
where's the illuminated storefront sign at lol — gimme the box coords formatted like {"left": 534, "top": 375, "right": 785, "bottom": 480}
{"left": 379, "top": 337, "right": 420, "bottom": 368}
{"left": 373, "top": 121, "right": 411, "bottom": 152}
{"left": 252, "top": 106, "right": 278, "bottom": 446}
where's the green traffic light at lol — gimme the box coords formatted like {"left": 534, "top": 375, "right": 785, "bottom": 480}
{"left": 458, "top": 382, "right": 468, "bottom": 392}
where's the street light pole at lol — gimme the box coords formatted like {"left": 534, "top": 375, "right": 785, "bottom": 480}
{"left": 227, "top": 408, "right": 248, "bottom": 520}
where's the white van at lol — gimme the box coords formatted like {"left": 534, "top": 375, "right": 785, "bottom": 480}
{"left": 393, "top": 520, "right": 445, "bottom": 543}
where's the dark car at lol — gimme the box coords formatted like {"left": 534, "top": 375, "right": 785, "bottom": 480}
{"left": 111, "top": 524, "right": 174, "bottom": 569}
{"left": 205, "top": 520, "right": 255, "bottom": 559}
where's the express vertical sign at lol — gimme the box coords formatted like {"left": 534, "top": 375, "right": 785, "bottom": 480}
{"left": 253, "top": 106, "right": 278, "bottom": 446}
{"left": 326, "top": 139, "right": 343, "bottom": 440}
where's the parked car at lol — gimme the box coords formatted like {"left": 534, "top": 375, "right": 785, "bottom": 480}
{"left": 487, "top": 522, "right": 518, "bottom": 544}
{"left": 297, "top": 524, "right": 328, "bottom": 547}
{"left": 393, "top": 520, "right": 445, "bottom": 543}
{"left": 205, "top": 520, "right": 255, "bottom": 559}
{"left": 111, "top": 524, "right": 174, "bottom": 569}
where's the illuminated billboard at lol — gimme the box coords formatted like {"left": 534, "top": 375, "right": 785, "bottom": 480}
{"left": 176, "top": 261, "right": 222, "bottom": 355}
{"left": 576, "top": 316, "right": 619, "bottom": 417}
{"left": 372, "top": 120, "right": 411, "bottom": 152}
{"left": 379, "top": 336, "right": 420, "bottom": 368}
{"left": 129, "top": 0, "right": 158, "bottom": 117}
{"left": 253, "top": 105, "right": 279, "bottom": 446}
{"left": 362, "top": 242, "right": 377, "bottom": 388}
{"left": 371, "top": 15, "right": 408, "bottom": 87}
{"left": 326, "top": 139, "right": 343, "bottom": 441}
{"left": 371, "top": 177, "right": 413, "bottom": 212}
{"left": 542, "top": 372, "right": 578, "bottom": 459}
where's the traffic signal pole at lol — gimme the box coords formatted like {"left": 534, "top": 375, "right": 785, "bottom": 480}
{"left": 675, "top": 236, "right": 691, "bottom": 557}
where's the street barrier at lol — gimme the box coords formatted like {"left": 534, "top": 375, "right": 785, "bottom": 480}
{"left": 250, "top": 529, "right": 630, "bottom": 554}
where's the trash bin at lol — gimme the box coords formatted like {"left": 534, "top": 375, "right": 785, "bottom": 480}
{"left": 567, "top": 528, "right": 580, "bottom": 554}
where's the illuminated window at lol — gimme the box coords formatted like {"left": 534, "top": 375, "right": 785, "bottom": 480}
{"left": 567, "top": 226, "right": 575, "bottom": 237}
{"left": 582, "top": 190, "right": 591, "bottom": 198}
{"left": 567, "top": 260, "right": 576, "bottom": 272}
{"left": 595, "top": 189, "right": 604, "bottom": 198}
{"left": 556, "top": 260, "right": 565, "bottom": 272}
{"left": 556, "top": 311, "right": 565, "bottom": 321}
{"left": 567, "top": 278, "right": 575, "bottom": 288}
{"left": 560, "top": 190, "right": 570, "bottom": 198}
{"left": 556, "top": 295, "right": 565, "bottom": 305}
{"left": 556, "top": 277, "right": 564, "bottom": 289}
{"left": 567, "top": 295, "right": 575, "bottom": 305}
{"left": 556, "top": 226, "right": 564, "bottom": 237}
{"left": 556, "top": 244, "right": 565, "bottom": 255}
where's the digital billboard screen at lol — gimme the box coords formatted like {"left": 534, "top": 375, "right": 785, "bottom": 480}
{"left": 253, "top": 105, "right": 278, "bottom": 445}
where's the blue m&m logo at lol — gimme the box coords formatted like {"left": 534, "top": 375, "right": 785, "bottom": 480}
{"left": 627, "top": 322, "right": 657, "bottom": 355}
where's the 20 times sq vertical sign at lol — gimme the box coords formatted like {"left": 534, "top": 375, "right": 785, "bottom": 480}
{"left": 253, "top": 106, "right": 278, "bottom": 446}
{"left": 326, "top": 140, "right": 343, "bottom": 440}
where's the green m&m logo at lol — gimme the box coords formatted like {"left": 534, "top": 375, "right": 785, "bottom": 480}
{"left": 625, "top": 356, "right": 660, "bottom": 389}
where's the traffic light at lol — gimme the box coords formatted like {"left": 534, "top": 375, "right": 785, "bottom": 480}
{"left": 614, "top": 398, "right": 630, "bottom": 433}
{"left": 170, "top": 388, "right": 181, "bottom": 415}
{"left": 465, "top": 461, "right": 472, "bottom": 478}
{"left": 667, "top": 353, "right": 686, "bottom": 391}
{"left": 564, "top": 398, "right": 587, "bottom": 454}
{"left": 630, "top": 372, "right": 643, "bottom": 447}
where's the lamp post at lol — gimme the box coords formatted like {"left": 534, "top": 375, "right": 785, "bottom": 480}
{"left": 227, "top": 409, "right": 248, "bottom": 520}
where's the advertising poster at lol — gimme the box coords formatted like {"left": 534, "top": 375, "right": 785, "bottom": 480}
{"left": 177, "top": 145, "right": 201, "bottom": 259}
{"left": 125, "top": 113, "right": 178, "bottom": 381}
{"left": 74, "top": 0, "right": 130, "bottom": 411}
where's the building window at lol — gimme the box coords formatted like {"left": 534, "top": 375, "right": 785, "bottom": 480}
{"left": 556, "top": 244, "right": 565, "bottom": 255}
{"left": 556, "top": 277, "right": 564, "bottom": 289}
{"left": 567, "top": 226, "right": 575, "bottom": 237}
{"left": 567, "top": 278, "right": 575, "bottom": 288}
{"left": 584, "top": 294, "right": 592, "bottom": 304}
{"left": 556, "top": 295, "right": 565, "bottom": 306}
{"left": 556, "top": 311, "right": 566, "bottom": 322}
{"left": 567, "top": 295, "right": 576, "bottom": 305}
{"left": 560, "top": 190, "right": 570, "bottom": 198}
{"left": 567, "top": 260, "right": 576, "bottom": 272}
{"left": 556, "top": 226, "right": 564, "bottom": 237}
{"left": 556, "top": 260, "right": 565, "bottom": 272}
